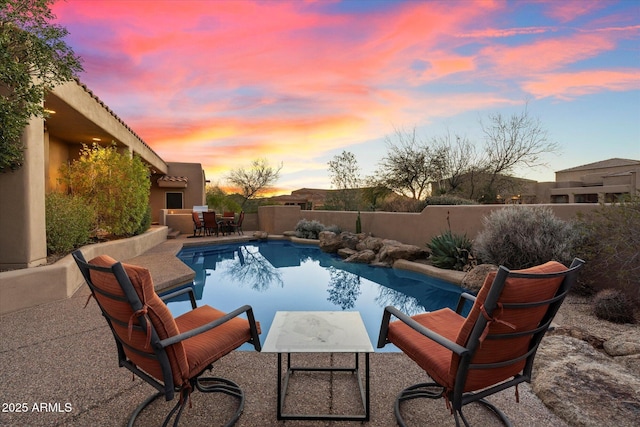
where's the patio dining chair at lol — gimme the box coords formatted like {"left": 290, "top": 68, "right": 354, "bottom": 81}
{"left": 191, "top": 211, "right": 205, "bottom": 237}
{"left": 378, "top": 258, "right": 584, "bottom": 427}
{"left": 228, "top": 211, "right": 244, "bottom": 235}
{"left": 202, "top": 211, "right": 220, "bottom": 237}
{"left": 73, "top": 250, "right": 261, "bottom": 427}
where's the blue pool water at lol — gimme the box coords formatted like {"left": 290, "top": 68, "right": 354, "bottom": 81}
{"left": 167, "top": 240, "right": 472, "bottom": 352}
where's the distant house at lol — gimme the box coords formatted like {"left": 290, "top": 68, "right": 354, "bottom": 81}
{"left": 549, "top": 158, "right": 640, "bottom": 203}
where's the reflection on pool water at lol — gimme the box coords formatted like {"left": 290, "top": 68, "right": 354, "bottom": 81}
{"left": 167, "top": 240, "right": 472, "bottom": 352}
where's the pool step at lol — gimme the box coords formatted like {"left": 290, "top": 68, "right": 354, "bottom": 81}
{"left": 167, "top": 228, "right": 181, "bottom": 239}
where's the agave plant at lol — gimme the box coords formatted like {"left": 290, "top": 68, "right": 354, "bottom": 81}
{"left": 427, "top": 230, "right": 474, "bottom": 271}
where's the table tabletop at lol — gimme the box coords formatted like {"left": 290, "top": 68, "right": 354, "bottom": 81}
{"left": 262, "top": 311, "right": 374, "bottom": 353}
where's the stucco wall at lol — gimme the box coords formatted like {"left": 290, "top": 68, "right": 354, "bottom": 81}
{"left": 258, "top": 204, "right": 600, "bottom": 247}
{"left": 0, "top": 226, "right": 168, "bottom": 315}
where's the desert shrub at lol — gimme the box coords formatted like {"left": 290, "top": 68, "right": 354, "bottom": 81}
{"left": 59, "top": 144, "right": 150, "bottom": 236}
{"left": 592, "top": 288, "right": 636, "bottom": 324}
{"left": 427, "top": 230, "right": 474, "bottom": 271}
{"left": 426, "top": 195, "right": 476, "bottom": 205}
{"left": 295, "top": 219, "right": 325, "bottom": 239}
{"left": 573, "top": 197, "right": 639, "bottom": 301}
{"left": 473, "top": 206, "right": 576, "bottom": 269}
{"left": 324, "top": 224, "right": 342, "bottom": 234}
{"left": 45, "top": 192, "right": 95, "bottom": 254}
{"left": 295, "top": 219, "right": 341, "bottom": 239}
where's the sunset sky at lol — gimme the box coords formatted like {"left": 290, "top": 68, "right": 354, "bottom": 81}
{"left": 52, "top": 0, "right": 640, "bottom": 195}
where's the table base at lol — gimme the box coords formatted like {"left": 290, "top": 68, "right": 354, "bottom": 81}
{"left": 276, "top": 352, "right": 370, "bottom": 421}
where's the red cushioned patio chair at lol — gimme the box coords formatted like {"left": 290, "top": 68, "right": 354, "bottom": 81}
{"left": 228, "top": 211, "right": 244, "bottom": 235}
{"left": 378, "top": 258, "right": 584, "bottom": 427}
{"left": 191, "top": 211, "right": 205, "bottom": 237}
{"left": 202, "top": 211, "right": 220, "bottom": 237}
{"left": 73, "top": 250, "right": 261, "bottom": 427}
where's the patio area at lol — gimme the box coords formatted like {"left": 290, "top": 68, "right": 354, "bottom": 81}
{"left": 0, "top": 233, "right": 570, "bottom": 426}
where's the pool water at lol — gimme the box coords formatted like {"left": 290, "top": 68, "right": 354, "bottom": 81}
{"left": 167, "top": 240, "right": 472, "bottom": 352}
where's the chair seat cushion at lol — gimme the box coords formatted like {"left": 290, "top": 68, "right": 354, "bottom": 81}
{"left": 175, "top": 305, "right": 254, "bottom": 378}
{"left": 387, "top": 308, "right": 464, "bottom": 387}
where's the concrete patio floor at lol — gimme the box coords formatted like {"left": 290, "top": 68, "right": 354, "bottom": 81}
{"left": 0, "top": 233, "right": 570, "bottom": 426}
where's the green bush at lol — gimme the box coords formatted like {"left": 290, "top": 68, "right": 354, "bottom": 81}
{"left": 45, "top": 192, "right": 95, "bottom": 254}
{"left": 59, "top": 144, "right": 150, "bottom": 236}
{"left": 574, "top": 197, "right": 640, "bottom": 301}
{"left": 473, "top": 206, "right": 576, "bottom": 269}
{"left": 427, "top": 230, "right": 474, "bottom": 271}
{"left": 592, "top": 288, "right": 636, "bottom": 324}
{"left": 133, "top": 204, "right": 152, "bottom": 236}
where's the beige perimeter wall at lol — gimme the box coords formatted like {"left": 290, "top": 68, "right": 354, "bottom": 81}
{"left": 258, "top": 204, "right": 599, "bottom": 247}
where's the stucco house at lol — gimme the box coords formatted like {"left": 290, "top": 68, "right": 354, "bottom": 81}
{"left": 0, "top": 80, "right": 207, "bottom": 270}
{"left": 549, "top": 158, "right": 640, "bottom": 203}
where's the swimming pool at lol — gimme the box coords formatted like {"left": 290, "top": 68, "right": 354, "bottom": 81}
{"left": 167, "top": 240, "right": 472, "bottom": 352}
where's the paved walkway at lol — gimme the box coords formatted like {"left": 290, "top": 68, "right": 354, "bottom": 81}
{"left": 0, "top": 233, "right": 569, "bottom": 426}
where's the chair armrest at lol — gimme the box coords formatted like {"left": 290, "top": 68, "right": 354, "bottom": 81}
{"left": 159, "top": 304, "right": 261, "bottom": 351}
{"left": 455, "top": 292, "right": 476, "bottom": 314}
{"left": 159, "top": 285, "right": 197, "bottom": 309}
{"left": 377, "top": 306, "right": 468, "bottom": 356}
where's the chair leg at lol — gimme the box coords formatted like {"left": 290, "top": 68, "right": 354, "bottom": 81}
{"left": 127, "top": 377, "right": 244, "bottom": 427}
{"left": 394, "top": 383, "right": 512, "bottom": 427}
{"left": 126, "top": 391, "right": 176, "bottom": 427}
{"left": 196, "top": 376, "right": 245, "bottom": 427}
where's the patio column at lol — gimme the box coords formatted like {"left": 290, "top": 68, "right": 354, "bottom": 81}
{"left": 0, "top": 116, "right": 48, "bottom": 269}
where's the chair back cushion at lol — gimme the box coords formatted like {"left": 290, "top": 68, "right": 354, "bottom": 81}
{"left": 88, "top": 255, "right": 190, "bottom": 389}
{"left": 192, "top": 211, "right": 203, "bottom": 227}
{"left": 450, "top": 261, "right": 566, "bottom": 392}
{"left": 202, "top": 211, "right": 218, "bottom": 228}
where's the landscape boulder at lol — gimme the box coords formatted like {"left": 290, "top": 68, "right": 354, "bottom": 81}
{"left": 533, "top": 333, "right": 640, "bottom": 427}
{"left": 318, "top": 231, "right": 428, "bottom": 267}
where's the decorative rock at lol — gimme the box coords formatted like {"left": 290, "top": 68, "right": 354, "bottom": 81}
{"left": 337, "top": 248, "right": 357, "bottom": 259}
{"left": 340, "top": 232, "right": 362, "bottom": 250}
{"left": 533, "top": 335, "right": 640, "bottom": 427}
{"left": 356, "top": 236, "right": 384, "bottom": 252}
{"left": 318, "top": 231, "right": 342, "bottom": 252}
{"left": 461, "top": 264, "right": 497, "bottom": 292}
{"left": 603, "top": 330, "right": 640, "bottom": 356}
{"left": 253, "top": 231, "right": 268, "bottom": 240}
{"left": 319, "top": 231, "right": 428, "bottom": 267}
{"left": 345, "top": 249, "right": 376, "bottom": 263}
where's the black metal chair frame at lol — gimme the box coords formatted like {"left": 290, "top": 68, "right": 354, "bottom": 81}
{"left": 73, "top": 250, "right": 261, "bottom": 427}
{"left": 378, "top": 258, "right": 584, "bottom": 427}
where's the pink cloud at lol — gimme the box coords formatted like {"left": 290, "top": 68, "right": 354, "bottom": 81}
{"left": 523, "top": 69, "right": 640, "bottom": 100}
{"left": 542, "top": 0, "right": 608, "bottom": 23}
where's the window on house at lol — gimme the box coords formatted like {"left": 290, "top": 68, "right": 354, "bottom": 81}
{"left": 551, "top": 195, "right": 569, "bottom": 203}
{"left": 166, "top": 192, "right": 183, "bottom": 209}
{"left": 574, "top": 193, "right": 598, "bottom": 203}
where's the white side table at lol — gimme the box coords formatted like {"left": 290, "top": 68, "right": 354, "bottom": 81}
{"left": 262, "top": 311, "right": 374, "bottom": 421}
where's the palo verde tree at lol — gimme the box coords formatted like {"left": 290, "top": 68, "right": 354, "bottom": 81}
{"left": 326, "top": 150, "right": 362, "bottom": 211}
{"left": 226, "top": 158, "right": 282, "bottom": 209}
{"left": 1, "top": 0, "right": 83, "bottom": 172}
{"left": 59, "top": 144, "right": 150, "bottom": 237}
